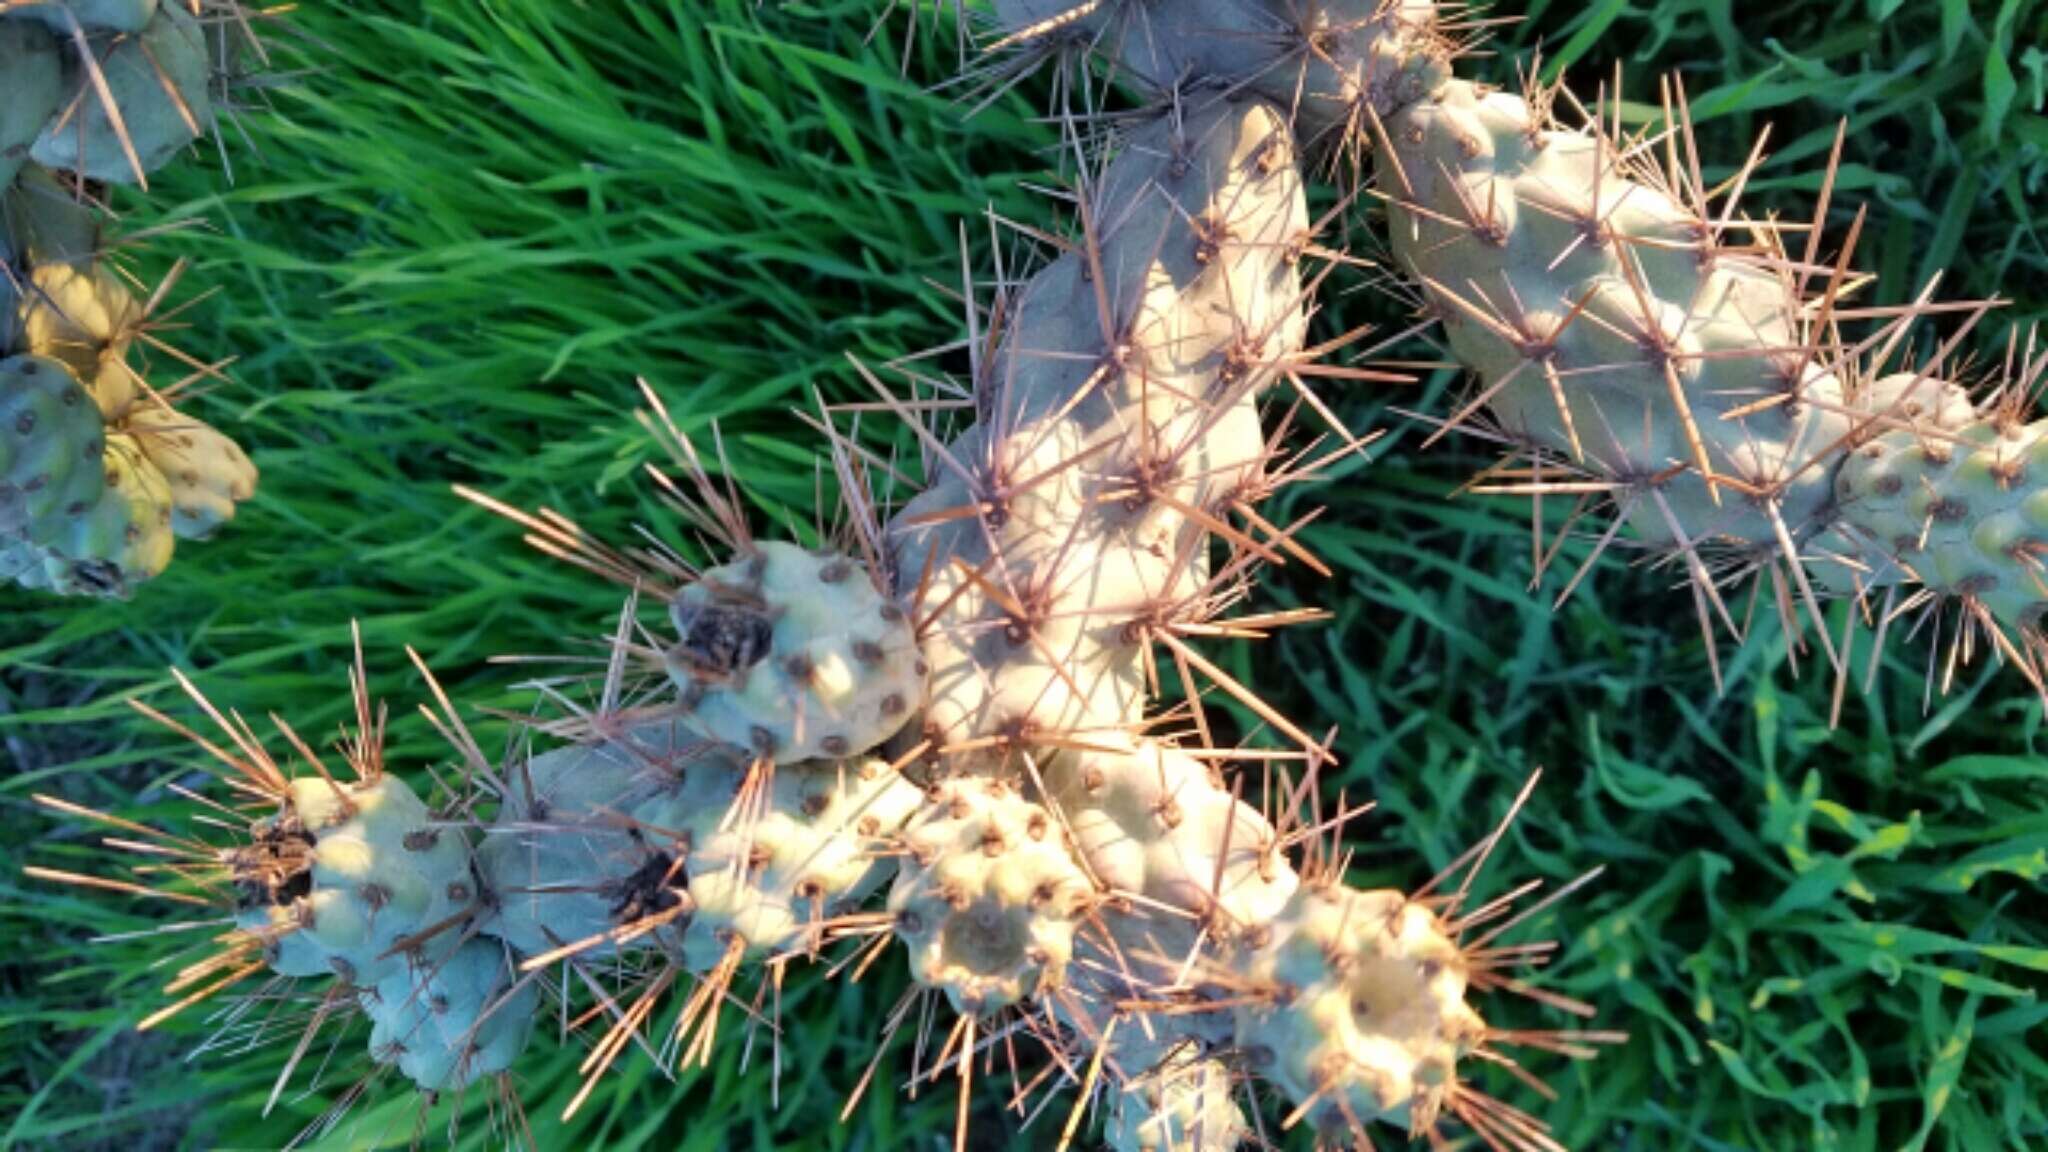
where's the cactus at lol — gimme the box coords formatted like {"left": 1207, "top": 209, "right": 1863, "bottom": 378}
{"left": 34, "top": 6, "right": 1631, "bottom": 1148}
{"left": 888, "top": 776, "right": 1095, "bottom": 1014}
{"left": 983, "top": 0, "right": 1448, "bottom": 147}
{"left": 1835, "top": 385, "right": 2048, "bottom": 635}
{"left": 362, "top": 937, "right": 539, "bottom": 1094}
{"left": 28, "top": 2, "right": 2048, "bottom": 1147}
{"left": 1049, "top": 736, "right": 1298, "bottom": 964}
{"left": 0, "top": 353, "right": 105, "bottom": 539}
{"left": 861, "top": 83, "right": 1607, "bottom": 1147}
{"left": 1372, "top": 68, "right": 2048, "bottom": 686}
{"left": 122, "top": 402, "right": 257, "bottom": 539}
{"left": 0, "top": 20, "right": 64, "bottom": 189}
{"left": 1, "top": 180, "right": 259, "bottom": 593}
{"left": 477, "top": 734, "right": 701, "bottom": 960}
{"left": 662, "top": 540, "right": 924, "bottom": 763}
{"left": 2, "top": 1, "right": 273, "bottom": 597}
{"left": 17, "top": 260, "right": 139, "bottom": 387}
{"left": 675, "top": 752, "right": 922, "bottom": 971}
{"left": 9, "top": 0, "right": 162, "bottom": 36}
{"left": 6, "top": 1, "right": 218, "bottom": 186}
{"left": 235, "top": 771, "right": 477, "bottom": 989}
{"left": 977, "top": 0, "right": 2048, "bottom": 699}
{"left": 29, "top": 647, "right": 544, "bottom": 1097}
{"left": 885, "top": 95, "right": 1310, "bottom": 775}
{"left": 0, "top": 163, "right": 99, "bottom": 279}
{"left": 23, "top": 432, "right": 170, "bottom": 594}
{"left": 1106, "top": 1054, "right": 1248, "bottom": 1152}
{"left": 1232, "top": 884, "right": 1481, "bottom": 1131}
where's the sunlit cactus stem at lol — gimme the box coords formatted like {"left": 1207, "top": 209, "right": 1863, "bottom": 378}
{"left": 27, "top": 4, "right": 1635, "bottom": 1148}
{"left": 979, "top": 0, "right": 2048, "bottom": 695}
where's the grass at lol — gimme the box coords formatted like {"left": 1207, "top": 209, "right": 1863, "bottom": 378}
{"left": 2, "top": 0, "right": 2044, "bottom": 1148}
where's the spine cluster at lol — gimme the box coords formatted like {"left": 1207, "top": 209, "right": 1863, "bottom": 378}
{"left": 1, "top": 1, "right": 261, "bottom": 597}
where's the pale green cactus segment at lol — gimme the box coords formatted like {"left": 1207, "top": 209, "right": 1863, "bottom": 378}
{"left": 123, "top": 401, "right": 257, "bottom": 539}
{"left": 1836, "top": 407, "right": 2048, "bottom": 632}
{"left": 237, "top": 773, "right": 478, "bottom": 989}
{"left": 888, "top": 777, "right": 1095, "bottom": 1015}
{"left": 1376, "top": 76, "right": 1853, "bottom": 552}
{"left": 1853, "top": 372, "right": 1980, "bottom": 436}
{"left": 361, "top": 938, "right": 538, "bottom": 1094}
{"left": 8, "top": 0, "right": 160, "bottom": 35}
{"left": 228, "top": 772, "right": 480, "bottom": 993}
{"left": 234, "top": 902, "right": 332, "bottom": 979}
{"left": 478, "top": 736, "right": 705, "bottom": 960}
{"left": 0, "top": 21, "right": 64, "bottom": 188}
{"left": 1050, "top": 736, "right": 1296, "bottom": 970}
{"left": 0, "top": 536, "right": 54, "bottom": 589}
{"left": 886, "top": 99, "right": 1309, "bottom": 772}
{"left": 30, "top": 3, "right": 213, "bottom": 184}
{"left": 0, "top": 353, "right": 103, "bottom": 538}
{"left": 21, "top": 431, "right": 169, "bottom": 597}
{"left": 2, "top": 361, "right": 261, "bottom": 595}
{"left": 662, "top": 540, "right": 923, "bottom": 764}
{"left": 1232, "top": 883, "right": 1483, "bottom": 1137}
{"left": 477, "top": 828, "right": 663, "bottom": 960}
{"left": 1807, "top": 372, "right": 1979, "bottom": 597}
{"left": 2, "top": 166, "right": 103, "bottom": 372}
{"left": 1042, "top": 736, "right": 1294, "bottom": 1082}
{"left": 677, "top": 756, "right": 923, "bottom": 971}
{"left": 989, "top": 0, "right": 1449, "bottom": 144}
{"left": 1047, "top": 966, "right": 1231, "bottom": 1085}
{"left": 1106, "top": 1055, "right": 1247, "bottom": 1152}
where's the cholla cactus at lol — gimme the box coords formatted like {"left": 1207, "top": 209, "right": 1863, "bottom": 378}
{"left": 1359, "top": 57, "right": 2048, "bottom": 689}
{"left": 2, "top": 171, "right": 258, "bottom": 595}
{"left": 1, "top": 0, "right": 260, "bottom": 188}
{"left": 889, "top": 776, "right": 1095, "bottom": 1014}
{"left": 229, "top": 768, "right": 538, "bottom": 1094}
{"left": 363, "top": 937, "right": 538, "bottom": 1094}
{"left": 28, "top": 639, "right": 541, "bottom": 1108}
{"left": 676, "top": 753, "right": 922, "bottom": 971}
{"left": 1106, "top": 1054, "right": 1248, "bottom": 1152}
{"left": 1232, "top": 884, "right": 1484, "bottom": 1130}
{"left": 477, "top": 733, "right": 705, "bottom": 961}
{"left": 1835, "top": 388, "right": 2048, "bottom": 635}
{"left": 887, "top": 96, "right": 1310, "bottom": 773}
{"left": 37, "top": 4, "right": 1637, "bottom": 1149}
{"left": 977, "top": 2, "right": 2048, "bottom": 710}
{"left": 1, "top": 354, "right": 106, "bottom": 566}
{"left": 2, "top": 3, "right": 271, "bottom": 598}
{"left": 662, "top": 539, "right": 924, "bottom": 763}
